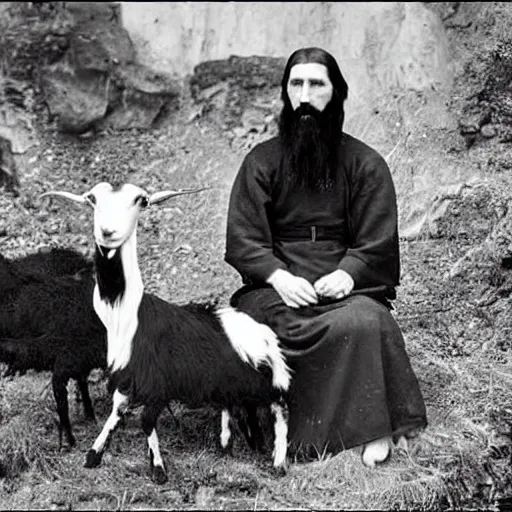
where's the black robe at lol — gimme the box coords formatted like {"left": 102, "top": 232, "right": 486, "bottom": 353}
{"left": 225, "top": 133, "right": 427, "bottom": 453}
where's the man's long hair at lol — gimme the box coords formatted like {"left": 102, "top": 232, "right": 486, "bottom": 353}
{"left": 278, "top": 47, "right": 348, "bottom": 192}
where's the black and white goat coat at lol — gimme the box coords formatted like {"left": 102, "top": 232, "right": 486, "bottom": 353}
{"left": 41, "top": 182, "right": 291, "bottom": 484}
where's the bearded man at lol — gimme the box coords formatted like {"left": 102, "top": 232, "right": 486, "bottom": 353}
{"left": 224, "top": 47, "right": 427, "bottom": 467}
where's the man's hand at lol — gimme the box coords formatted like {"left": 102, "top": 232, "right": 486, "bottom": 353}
{"left": 267, "top": 269, "right": 318, "bottom": 308}
{"left": 314, "top": 269, "right": 354, "bottom": 300}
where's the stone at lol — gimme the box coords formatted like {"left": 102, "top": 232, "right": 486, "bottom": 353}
{"left": 0, "top": 77, "right": 39, "bottom": 154}
{"left": 114, "top": 63, "right": 180, "bottom": 96}
{"left": 68, "top": 20, "right": 136, "bottom": 73}
{"left": 66, "top": 2, "right": 121, "bottom": 25}
{"left": 37, "top": 3, "right": 181, "bottom": 133}
{"left": 103, "top": 63, "right": 180, "bottom": 130}
{"left": 0, "top": 136, "right": 19, "bottom": 194}
{"left": 459, "top": 103, "right": 492, "bottom": 135}
{"left": 240, "top": 107, "right": 267, "bottom": 133}
{"left": 190, "top": 55, "right": 285, "bottom": 130}
{"left": 190, "top": 55, "right": 285, "bottom": 96}
{"left": 0, "top": 107, "right": 38, "bottom": 155}
{"left": 480, "top": 124, "right": 497, "bottom": 138}
{"left": 41, "top": 65, "right": 109, "bottom": 134}
{"left": 103, "top": 88, "right": 166, "bottom": 130}
{"left": 401, "top": 178, "right": 507, "bottom": 241}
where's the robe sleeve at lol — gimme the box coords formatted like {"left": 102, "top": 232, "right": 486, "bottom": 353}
{"left": 337, "top": 154, "right": 400, "bottom": 288}
{"left": 224, "top": 151, "right": 288, "bottom": 283}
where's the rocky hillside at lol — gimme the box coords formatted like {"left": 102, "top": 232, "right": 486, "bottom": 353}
{"left": 0, "top": 2, "right": 511, "bottom": 509}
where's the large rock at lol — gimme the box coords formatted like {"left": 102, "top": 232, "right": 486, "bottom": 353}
{"left": 401, "top": 178, "right": 507, "bottom": 241}
{"left": 190, "top": 55, "right": 285, "bottom": 143}
{"left": 0, "top": 77, "right": 39, "bottom": 154}
{"left": 429, "top": 2, "right": 512, "bottom": 147}
{"left": 68, "top": 20, "right": 136, "bottom": 73}
{"left": 103, "top": 63, "right": 180, "bottom": 130}
{"left": 65, "top": 2, "right": 121, "bottom": 25}
{"left": 38, "top": 2, "right": 179, "bottom": 134}
{"left": 0, "top": 75, "right": 38, "bottom": 195}
{"left": 40, "top": 65, "right": 109, "bottom": 134}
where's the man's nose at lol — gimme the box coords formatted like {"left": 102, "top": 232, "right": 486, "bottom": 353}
{"left": 300, "top": 83, "right": 310, "bottom": 104}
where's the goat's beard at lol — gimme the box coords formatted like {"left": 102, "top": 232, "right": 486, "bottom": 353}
{"left": 278, "top": 101, "right": 342, "bottom": 193}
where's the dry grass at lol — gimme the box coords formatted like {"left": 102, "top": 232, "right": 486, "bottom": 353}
{"left": 0, "top": 101, "right": 511, "bottom": 509}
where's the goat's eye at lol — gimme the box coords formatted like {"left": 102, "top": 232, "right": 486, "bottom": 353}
{"left": 136, "top": 195, "right": 148, "bottom": 208}
{"left": 84, "top": 194, "right": 96, "bottom": 206}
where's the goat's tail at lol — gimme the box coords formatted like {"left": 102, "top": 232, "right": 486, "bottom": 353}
{"left": 215, "top": 307, "right": 291, "bottom": 391}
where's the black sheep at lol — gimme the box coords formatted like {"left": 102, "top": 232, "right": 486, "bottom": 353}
{"left": 0, "top": 248, "right": 107, "bottom": 448}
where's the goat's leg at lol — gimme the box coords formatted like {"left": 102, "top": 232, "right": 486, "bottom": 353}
{"left": 84, "top": 389, "right": 128, "bottom": 468}
{"left": 240, "top": 404, "right": 265, "bottom": 452}
{"left": 270, "top": 397, "right": 289, "bottom": 475}
{"left": 52, "top": 373, "right": 75, "bottom": 449}
{"left": 219, "top": 409, "right": 234, "bottom": 455}
{"left": 76, "top": 376, "right": 95, "bottom": 421}
{"left": 141, "top": 404, "right": 167, "bottom": 484}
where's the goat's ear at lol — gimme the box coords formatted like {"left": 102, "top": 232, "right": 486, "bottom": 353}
{"left": 39, "top": 191, "right": 88, "bottom": 205}
{"left": 148, "top": 187, "right": 209, "bottom": 206}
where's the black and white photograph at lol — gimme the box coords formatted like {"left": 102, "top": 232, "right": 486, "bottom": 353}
{"left": 0, "top": 1, "right": 511, "bottom": 509}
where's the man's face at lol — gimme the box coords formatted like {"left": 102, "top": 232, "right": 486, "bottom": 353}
{"left": 286, "top": 63, "right": 333, "bottom": 112}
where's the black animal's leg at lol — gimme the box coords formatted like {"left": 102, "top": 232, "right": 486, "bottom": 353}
{"left": 141, "top": 404, "right": 167, "bottom": 484}
{"left": 77, "top": 376, "right": 95, "bottom": 421}
{"left": 244, "top": 404, "right": 265, "bottom": 453}
{"left": 52, "top": 373, "right": 75, "bottom": 449}
{"left": 84, "top": 389, "right": 128, "bottom": 468}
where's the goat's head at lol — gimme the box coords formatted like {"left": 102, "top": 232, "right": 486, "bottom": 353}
{"left": 41, "top": 182, "right": 207, "bottom": 250}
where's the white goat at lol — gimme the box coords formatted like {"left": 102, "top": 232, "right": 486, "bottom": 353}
{"left": 41, "top": 182, "right": 291, "bottom": 484}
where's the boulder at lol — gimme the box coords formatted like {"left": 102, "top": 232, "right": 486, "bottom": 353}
{"left": 401, "top": 178, "right": 507, "bottom": 241}
{"left": 68, "top": 20, "right": 136, "bottom": 73}
{"left": 0, "top": 77, "right": 39, "bottom": 154}
{"left": 104, "top": 63, "right": 181, "bottom": 130}
{"left": 37, "top": 2, "right": 180, "bottom": 134}
{"left": 65, "top": 2, "right": 121, "bottom": 25}
{"left": 189, "top": 55, "right": 285, "bottom": 140}
{"left": 40, "top": 65, "right": 109, "bottom": 134}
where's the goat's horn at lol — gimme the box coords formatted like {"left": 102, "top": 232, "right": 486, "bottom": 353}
{"left": 149, "top": 187, "right": 209, "bottom": 206}
{"left": 39, "top": 191, "right": 87, "bottom": 204}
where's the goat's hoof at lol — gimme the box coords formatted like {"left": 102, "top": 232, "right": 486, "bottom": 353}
{"left": 219, "top": 442, "right": 234, "bottom": 457}
{"left": 84, "top": 449, "right": 102, "bottom": 468}
{"left": 60, "top": 443, "right": 74, "bottom": 454}
{"left": 271, "top": 463, "right": 288, "bottom": 478}
{"left": 151, "top": 465, "right": 168, "bottom": 485}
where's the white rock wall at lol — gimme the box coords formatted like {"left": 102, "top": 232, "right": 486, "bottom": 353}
{"left": 119, "top": 2, "right": 452, "bottom": 102}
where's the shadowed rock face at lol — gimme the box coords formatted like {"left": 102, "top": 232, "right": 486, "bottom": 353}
{"left": 189, "top": 55, "right": 285, "bottom": 137}
{"left": 39, "top": 2, "right": 180, "bottom": 134}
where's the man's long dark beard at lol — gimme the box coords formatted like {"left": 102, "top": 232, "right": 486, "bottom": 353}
{"left": 278, "top": 101, "right": 342, "bottom": 193}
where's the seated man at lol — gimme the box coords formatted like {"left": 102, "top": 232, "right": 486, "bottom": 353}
{"left": 224, "top": 47, "right": 427, "bottom": 467}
